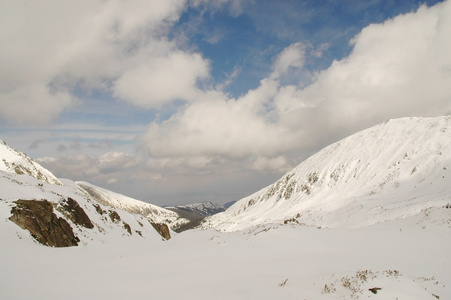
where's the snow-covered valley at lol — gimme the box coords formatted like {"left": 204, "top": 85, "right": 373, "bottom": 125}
{"left": 1, "top": 116, "right": 450, "bottom": 299}
{"left": 1, "top": 216, "right": 449, "bottom": 299}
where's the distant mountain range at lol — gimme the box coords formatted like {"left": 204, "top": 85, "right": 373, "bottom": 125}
{"left": 166, "top": 201, "right": 226, "bottom": 218}
{"left": 164, "top": 202, "right": 226, "bottom": 232}
{"left": 205, "top": 116, "right": 451, "bottom": 232}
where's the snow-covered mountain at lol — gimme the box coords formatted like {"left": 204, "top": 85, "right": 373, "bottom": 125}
{"left": 0, "top": 140, "right": 188, "bottom": 246}
{"left": 76, "top": 181, "right": 186, "bottom": 228}
{"left": 166, "top": 201, "right": 225, "bottom": 217}
{"left": 164, "top": 201, "right": 226, "bottom": 232}
{"left": 206, "top": 116, "right": 451, "bottom": 232}
{"left": 0, "top": 140, "right": 62, "bottom": 185}
{"left": 1, "top": 119, "right": 450, "bottom": 299}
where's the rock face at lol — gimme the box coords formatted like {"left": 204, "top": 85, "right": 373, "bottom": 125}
{"left": 58, "top": 197, "right": 94, "bottom": 229}
{"left": 9, "top": 199, "right": 79, "bottom": 247}
{"left": 150, "top": 223, "right": 171, "bottom": 240}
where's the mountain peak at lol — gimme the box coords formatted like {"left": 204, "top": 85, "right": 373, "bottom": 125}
{"left": 0, "top": 140, "right": 62, "bottom": 185}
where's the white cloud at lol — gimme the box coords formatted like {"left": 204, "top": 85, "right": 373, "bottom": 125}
{"left": 142, "top": 89, "right": 298, "bottom": 159}
{"left": 0, "top": 82, "right": 77, "bottom": 125}
{"left": 271, "top": 42, "right": 306, "bottom": 79}
{"left": 249, "top": 156, "right": 290, "bottom": 173}
{"left": 3, "top": 0, "right": 451, "bottom": 178}
{"left": 297, "top": 1, "right": 451, "bottom": 136}
{"left": 140, "top": 0, "right": 451, "bottom": 173}
{"left": 98, "top": 152, "right": 142, "bottom": 174}
{"left": 113, "top": 51, "right": 209, "bottom": 107}
{"left": 0, "top": 0, "right": 213, "bottom": 124}
{"left": 38, "top": 150, "right": 143, "bottom": 182}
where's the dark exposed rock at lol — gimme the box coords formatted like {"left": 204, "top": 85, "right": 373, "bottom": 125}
{"left": 173, "top": 219, "right": 204, "bottom": 233}
{"left": 151, "top": 222, "right": 171, "bottom": 240}
{"left": 93, "top": 203, "right": 105, "bottom": 215}
{"left": 58, "top": 198, "right": 94, "bottom": 229}
{"left": 9, "top": 199, "right": 79, "bottom": 247}
{"left": 122, "top": 221, "right": 132, "bottom": 235}
{"left": 368, "top": 287, "right": 382, "bottom": 294}
{"left": 109, "top": 210, "right": 121, "bottom": 223}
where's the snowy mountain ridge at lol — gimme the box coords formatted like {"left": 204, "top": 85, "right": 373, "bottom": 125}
{"left": 206, "top": 116, "right": 451, "bottom": 232}
{"left": 0, "top": 140, "right": 188, "bottom": 246}
{"left": 76, "top": 181, "right": 185, "bottom": 227}
{"left": 0, "top": 140, "right": 62, "bottom": 185}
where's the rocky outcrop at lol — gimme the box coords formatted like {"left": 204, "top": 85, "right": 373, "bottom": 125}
{"left": 151, "top": 223, "right": 171, "bottom": 240}
{"left": 58, "top": 197, "right": 94, "bottom": 229}
{"left": 9, "top": 199, "right": 79, "bottom": 247}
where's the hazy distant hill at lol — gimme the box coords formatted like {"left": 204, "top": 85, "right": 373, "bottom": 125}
{"left": 165, "top": 201, "right": 226, "bottom": 232}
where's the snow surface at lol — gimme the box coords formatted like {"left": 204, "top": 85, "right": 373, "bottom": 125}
{"left": 207, "top": 116, "right": 451, "bottom": 232}
{"left": 1, "top": 116, "right": 451, "bottom": 299}
{"left": 1, "top": 217, "right": 449, "bottom": 299}
{"left": 76, "top": 181, "right": 187, "bottom": 228}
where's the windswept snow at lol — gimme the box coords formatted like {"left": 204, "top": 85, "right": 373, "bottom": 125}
{"left": 206, "top": 116, "right": 451, "bottom": 232}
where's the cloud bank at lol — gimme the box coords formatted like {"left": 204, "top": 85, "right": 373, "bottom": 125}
{"left": 0, "top": 0, "right": 208, "bottom": 123}
{"left": 142, "top": 1, "right": 451, "bottom": 169}
{"left": 2, "top": 0, "right": 451, "bottom": 204}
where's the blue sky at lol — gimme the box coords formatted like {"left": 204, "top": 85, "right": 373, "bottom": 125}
{"left": 1, "top": 0, "right": 450, "bottom": 205}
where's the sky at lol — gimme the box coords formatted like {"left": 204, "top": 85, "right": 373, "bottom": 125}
{"left": 1, "top": 0, "right": 450, "bottom": 206}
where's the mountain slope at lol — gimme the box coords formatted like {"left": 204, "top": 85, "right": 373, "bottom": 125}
{"left": 206, "top": 116, "right": 451, "bottom": 232}
{"left": 0, "top": 140, "right": 187, "bottom": 246}
{"left": 0, "top": 140, "right": 62, "bottom": 185}
{"left": 165, "top": 202, "right": 226, "bottom": 232}
{"left": 76, "top": 181, "right": 186, "bottom": 228}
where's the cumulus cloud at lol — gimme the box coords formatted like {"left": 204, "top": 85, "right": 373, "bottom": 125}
{"left": 141, "top": 0, "right": 451, "bottom": 171}
{"left": 297, "top": 1, "right": 451, "bottom": 136}
{"left": 249, "top": 156, "right": 290, "bottom": 173}
{"left": 3, "top": 0, "right": 451, "bottom": 179}
{"left": 142, "top": 89, "right": 299, "bottom": 159}
{"left": 271, "top": 42, "right": 306, "bottom": 79}
{"left": 0, "top": 0, "right": 211, "bottom": 124}
{"left": 37, "top": 151, "right": 143, "bottom": 181}
{"left": 113, "top": 51, "right": 209, "bottom": 107}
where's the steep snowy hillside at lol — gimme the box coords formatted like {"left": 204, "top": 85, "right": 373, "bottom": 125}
{"left": 0, "top": 141, "right": 187, "bottom": 246}
{"left": 0, "top": 140, "right": 62, "bottom": 185}
{"left": 207, "top": 116, "right": 451, "bottom": 232}
{"left": 77, "top": 181, "right": 187, "bottom": 229}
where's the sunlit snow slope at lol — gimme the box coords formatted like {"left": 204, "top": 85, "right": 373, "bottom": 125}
{"left": 0, "top": 140, "right": 187, "bottom": 245}
{"left": 207, "top": 116, "right": 451, "bottom": 231}
{"left": 0, "top": 140, "right": 62, "bottom": 185}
